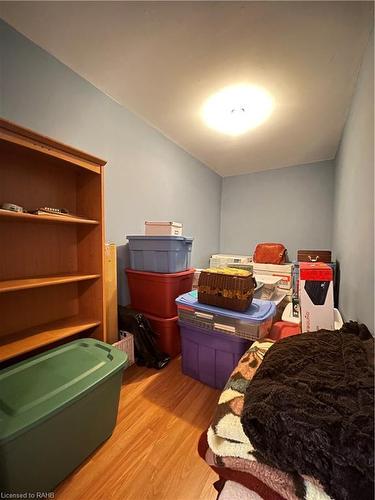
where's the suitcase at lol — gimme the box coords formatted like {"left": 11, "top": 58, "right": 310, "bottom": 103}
{"left": 297, "top": 250, "right": 332, "bottom": 263}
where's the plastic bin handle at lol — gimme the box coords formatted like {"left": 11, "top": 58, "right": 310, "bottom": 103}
{"left": 214, "top": 323, "right": 236, "bottom": 333}
{"left": 308, "top": 255, "right": 320, "bottom": 262}
{"left": 195, "top": 312, "right": 213, "bottom": 320}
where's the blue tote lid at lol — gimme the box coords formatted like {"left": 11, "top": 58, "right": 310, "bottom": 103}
{"left": 176, "top": 290, "right": 276, "bottom": 323}
{"left": 127, "top": 235, "right": 193, "bottom": 242}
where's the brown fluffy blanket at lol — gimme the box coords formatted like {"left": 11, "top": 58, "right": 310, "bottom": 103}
{"left": 241, "top": 322, "right": 374, "bottom": 500}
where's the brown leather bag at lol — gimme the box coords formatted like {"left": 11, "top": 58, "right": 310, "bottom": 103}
{"left": 253, "top": 243, "right": 287, "bottom": 265}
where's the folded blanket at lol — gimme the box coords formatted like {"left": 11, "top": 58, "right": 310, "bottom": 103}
{"left": 208, "top": 339, "right": 274, "bottom": 458}
{"left": 207, "top": 339, "right": 330, "bottom": 500}
{"left": 241, "top": 323, "right": 374, "bottom": 500}
{"left": 205, "top": 446, "right": 299, "bottom": 500}
{"left": 198, "top": 431, "right": 285, "bottom": 500}
{"left": 218, "top": 480, "right": 263, "bottom": 500}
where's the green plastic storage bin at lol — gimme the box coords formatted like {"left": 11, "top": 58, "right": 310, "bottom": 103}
{"left": 0, "top": 338, "right": 127, "bottom": 493}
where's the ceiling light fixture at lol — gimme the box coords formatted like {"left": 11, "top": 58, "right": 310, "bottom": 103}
{"left": 202, "top": 84, "right": 273, "bottom": 136}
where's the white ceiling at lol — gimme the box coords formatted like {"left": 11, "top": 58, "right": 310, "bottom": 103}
{"left": 0, "top": 1, "right": 373, "bottom": 176}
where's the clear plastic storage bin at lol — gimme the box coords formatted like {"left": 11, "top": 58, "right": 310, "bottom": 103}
{"left": 176, "top": 291, "right": 276, "bottom": 341}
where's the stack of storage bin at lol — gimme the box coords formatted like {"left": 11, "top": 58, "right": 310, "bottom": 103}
{"left": 176, "top": 290, "right": 276, "bottom": 389}
{"left": 125, "top": 234, "right": 194, "bottom": 357}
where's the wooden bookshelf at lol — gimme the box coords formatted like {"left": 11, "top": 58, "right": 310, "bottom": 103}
{"left": 0, "top": 118, "right": 107, "bottom": 363}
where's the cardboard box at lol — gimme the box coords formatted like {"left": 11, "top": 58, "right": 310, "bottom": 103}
{"left": 299, "top": 262, "right": 334, "bottom": 332}
{"left": 252, "top": 262, "right": 293, "bottom": 291}
{"left": 293, "top": 260, "right": 338, "bottom": 307}
{"left": 145, "top": 221, "right": 183, "bottom": 236}
{"left": 254, "top": 274, "right": 282, "bottom": 300}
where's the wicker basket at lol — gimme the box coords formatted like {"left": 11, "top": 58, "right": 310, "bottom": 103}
{"left": 112, "top": 331, "right": 135, "bottom": 367}
{"left": 197, "top": 268, "right": 257, "bottom": 312}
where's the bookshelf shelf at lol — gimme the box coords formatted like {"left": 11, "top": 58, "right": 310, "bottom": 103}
{"left": 0, "top": 274, "right": 100, "bottom": 293}
{"left": 0, "top": 317, "right": 102, "bottom": 362}
{"left": 0, "top": 209, "right": 99, "bottom": 225}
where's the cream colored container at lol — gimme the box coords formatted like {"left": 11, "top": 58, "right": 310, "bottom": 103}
{"left": 145, "top": 221, "right": 183, "bottom": 236}
{"left": 209, "top": 254, "right": 252, "bottom": 268}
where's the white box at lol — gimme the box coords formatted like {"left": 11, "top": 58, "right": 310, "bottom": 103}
{"left": 254, "top": 274, "right": 282, "bottom": 286}
{"left": 145, "top": 221, "right": 183, "bottom": 236}
{"left": 252, "top": 263, "right": 293, "bottom": 291}
{"left": 282, "top": 302, "right": 343, "bottom": 330}
{"left": 299, "top": 263, "right": 334, "bottom": 332}
{"left": 254, "top": 274, "right": 282, "bottom": 300}
{"left": 209, "top": 254, "right": 252, "bottom": 268}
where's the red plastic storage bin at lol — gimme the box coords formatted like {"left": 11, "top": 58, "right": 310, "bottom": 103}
{"left": 269, "top": 321, "right": 301, "bottom": 341}
{"left": 144, "top": 313, "right": 181, "bottom": 358}
{"left": 125, "top": 268, "right": 195, "bottom": 318}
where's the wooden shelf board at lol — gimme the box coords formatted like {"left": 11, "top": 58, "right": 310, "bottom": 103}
{"left": 0, "top": 209, "right": 99, "bottom": 225}
{"left": 0, "top": 317, "right": 101, "bottom": 362}
{"left": 0, "top": 118, "right": 106, "bottom": 174}
{"left": 0, "top": 274, "right": 100, "bottom": 293}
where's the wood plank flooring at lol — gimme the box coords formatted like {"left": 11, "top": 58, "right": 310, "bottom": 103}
{"left": 55, "top": 357, "right": 220, "bottom": 500}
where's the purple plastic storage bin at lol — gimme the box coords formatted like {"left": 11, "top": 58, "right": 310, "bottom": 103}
{"left": 179, "top": 320, "right": 250, "bottom": 389}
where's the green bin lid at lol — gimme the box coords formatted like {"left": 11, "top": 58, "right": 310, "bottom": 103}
{"left": 0, "top": 339, "right": 127, "bottom": 444}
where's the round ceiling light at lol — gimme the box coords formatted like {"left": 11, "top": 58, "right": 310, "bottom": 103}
{"left": 202, "top": 84, "right": 273, "bottom": 136}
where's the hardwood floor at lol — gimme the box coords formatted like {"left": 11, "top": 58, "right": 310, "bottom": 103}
{"left": 55, "top": 357, "right": 220, "bottom": 500}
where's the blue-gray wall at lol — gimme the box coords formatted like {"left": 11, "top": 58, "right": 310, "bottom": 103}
{"left": 1, "top": 20, "right": 373, "bottom": 329}
{"left": 333, "top": 32, "right": 374, "bottom": 333}
{"left": 0, "top": 20, "right": 222, "bottom": 305}
{"left": 220, "top": 161, "right": 335, "bottom": 262}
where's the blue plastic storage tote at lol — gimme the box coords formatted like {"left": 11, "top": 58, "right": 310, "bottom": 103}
{"left": 127, "top": 235, "right": 193, "bottom": 273}
{"left": 176, "top": 290, "right": 276, "bottom": 341}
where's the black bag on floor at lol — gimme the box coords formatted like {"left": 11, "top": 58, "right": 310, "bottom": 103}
{"left": 118, "top": 306, "right": 170, "bottom": 370}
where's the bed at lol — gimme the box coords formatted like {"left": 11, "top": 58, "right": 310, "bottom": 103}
{"left": 198, "top": 324, "right": 374, "bottom": 500}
